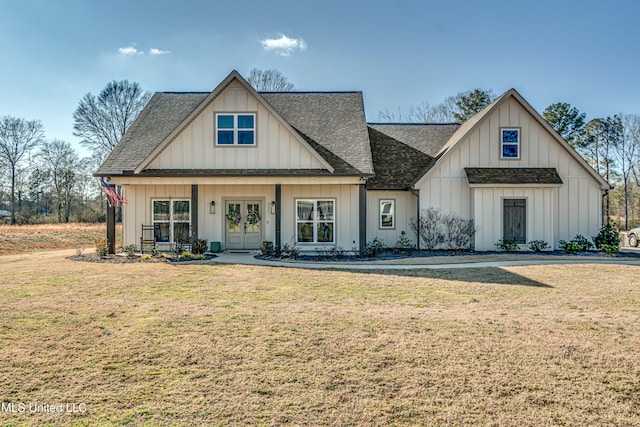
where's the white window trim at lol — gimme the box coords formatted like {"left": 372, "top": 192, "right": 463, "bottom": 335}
{"left": 151, "top": 199, "right": 191, "bottom": 244}
{"left": 295, "top": 199, "right": 336, "bottom": 244}
{"left": 500, "top": 127, "right": 521, "bottom": 160}
{"left": 379, "top": 199, "right": 395, "bottom": 229}
{"left": 215, "top": 113, "right": 256, "bottom": 146}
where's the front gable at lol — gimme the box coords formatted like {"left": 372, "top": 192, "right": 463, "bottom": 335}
{"left": 140, "top": 72, "right": 333, "bottom": 173}
{"left": 416, "top": 90, "right": 609, "bottom": 190}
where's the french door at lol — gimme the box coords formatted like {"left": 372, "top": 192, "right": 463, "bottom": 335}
{"left": 225, "top": 200, "right": 262, "bottom": 250}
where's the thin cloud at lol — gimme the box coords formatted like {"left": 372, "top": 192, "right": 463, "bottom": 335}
{"left": 149, "top": 48, "right": 171, "bottom": 55}
{"left": 260, "top": 34, "right": 307, "bottom": 57}
{"left": 118, "top": 45, "right": 143, "bottom": 55}
{"left": 117, "top": 45, "right": 171, "bottom": 56}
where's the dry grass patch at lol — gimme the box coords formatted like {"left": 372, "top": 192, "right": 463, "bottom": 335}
{"left": 0, "top": 223, "right": 120, "bottom": 255}
{"left": 0, "top": 254, "right": 638, "bottom": 426}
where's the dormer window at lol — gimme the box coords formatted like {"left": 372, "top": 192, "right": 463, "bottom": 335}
{"left": 216, "top": 113, "right": 255, "bottom": 145}
{"left": 501, "top": 128, "right": 520, "bottom": 159}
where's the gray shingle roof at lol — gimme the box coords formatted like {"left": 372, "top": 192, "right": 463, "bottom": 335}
{"left": 96, "top": 92, "right": 207, "bottom": 176}
{"left": 262, "top": 92, "right": 373, "bottom": 174}
{"left": 465, "top": 168, "right": 563, "bottom": 185}
{"left": 368, "top": 123, "right": 459, "bottom": 157}
{"left": 366, "top": 127, "right": 434, "bottom": 190}
{"left": 96, "top": 84, "right": 373, "bottom": 176}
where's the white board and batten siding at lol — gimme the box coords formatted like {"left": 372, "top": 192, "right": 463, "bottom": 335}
{"left": 281, "top": 184, "right": 361, "bottom": 252}
{"left": 416, "top": 96, "right": 603, "bottom": 250}
{"left": 120, "top": 183, "right": 362, "bottom": 252}
{"left": 147, "top": 80, "right": 326, "bottom": 171}
{"left": 366, "top": 191, "right": 417, "bottom": 248}
{"left": 121, "top": 184, "right": 192, "bottom": 249}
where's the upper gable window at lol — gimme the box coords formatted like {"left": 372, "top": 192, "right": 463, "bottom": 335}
{"left": 216, "top": 113, "right": 255, "bottom": 145}
{"left": 501, "top": 128, "right": 520, "bottom": 159}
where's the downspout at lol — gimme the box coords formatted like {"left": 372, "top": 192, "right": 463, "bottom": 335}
{"left": 410, "top": 187, "right": 420, "bottom": 251}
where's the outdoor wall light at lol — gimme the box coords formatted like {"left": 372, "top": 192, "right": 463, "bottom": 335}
{"left": 210, "top": 201, "right": 216, "bottom": 214}
{"left": 270, "top": 201, "right": 276, "bottom": 214}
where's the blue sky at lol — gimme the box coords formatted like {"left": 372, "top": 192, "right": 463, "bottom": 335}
{"left": 1, "top": 0, "right": 639, "bottom": 157}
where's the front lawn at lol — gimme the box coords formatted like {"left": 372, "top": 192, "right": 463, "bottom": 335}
{"left": 0, "top": 253, "right": 638, "bottom": 425}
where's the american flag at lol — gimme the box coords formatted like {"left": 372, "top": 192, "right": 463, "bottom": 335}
{"left": 100, "top": 178, "right": 127, "bottom": 207}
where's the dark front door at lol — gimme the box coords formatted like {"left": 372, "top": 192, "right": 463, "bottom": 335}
{"left": 503, "top": 199, "right": 526, "bottom": 244}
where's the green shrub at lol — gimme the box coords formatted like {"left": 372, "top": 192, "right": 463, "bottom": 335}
{"left": 495, "top": 239, "right": 519, "bottom": 252}
{"left": 599, "top": 244, "right": 619, "bottom": 256}
{"left": 95, "top": 239, "right": 108, "bottom": 257}
{"left": 559, "top": 235, "right": 594, "bottom": 254}
{"left": 124, "top": 244, "right": 137, "bottom": 258}
{"left": 393, "top": 232, "right": 416, "bottom": 255}
{"left": 178, "top": 251, "right": 194, "bottom": 260}
{"left": 527, "top": 240, "right": 550, "bottom": 252}
{"left": 192, "top": 239, "right": 208, "bottom": 255}
{"left": 559, "top": 240, "right": 582, "bottom": 255}
{"left": 358, "top": 237, "right": 386, "bottom": 258}
{"left": 572, "top": 235, "right": 594, "bottom": 251}
{"left": 593, "top": 222, "right": 620, "bottom": 251}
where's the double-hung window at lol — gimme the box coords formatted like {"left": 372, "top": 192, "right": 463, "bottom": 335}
{"left": 296, "top": 199, "right": 335, "bottom": 244}
{"left": 216, "top": 113, "right": 255, "bottom": 145}
{"left": 379, "top": 199, "right": 395, "bottom": 229}
{"left": 501, "top": 128, "right": 520, "bottom": 159}
{"left": 152, "top": 200, "right": 190, "bottom": 244}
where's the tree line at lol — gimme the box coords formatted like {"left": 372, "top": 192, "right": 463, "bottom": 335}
{"left": 0, "top": 81, "right": 150, "bottom": 225}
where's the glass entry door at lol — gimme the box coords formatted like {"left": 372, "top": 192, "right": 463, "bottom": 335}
{"left": 225, "top": 200, "right": 262, "bottom": 250}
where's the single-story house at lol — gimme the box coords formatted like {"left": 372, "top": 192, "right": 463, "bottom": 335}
{"left": 96, "top": 70, "right": 610, "bottom": 253}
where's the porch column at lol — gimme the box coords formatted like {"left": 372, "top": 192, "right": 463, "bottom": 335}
{"left": 191, "top": 184, "right": 198, "bottom": 243}
{"left": 359, "top": 184, "right": 366, "bottom": 252}
{"left": 106, "top": 203, "right": 116, "bottom": 254}
{"left": 275, "top": 184, "right": 281, "bottom": 254}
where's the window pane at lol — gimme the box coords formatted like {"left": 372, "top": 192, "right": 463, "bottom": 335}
{"left": 218, "top": 130, "right": 234, "bottom": 145}
{"left": 297, "top": 201, "right": 314, "bottom": 220}
{"left": 317, "top": 222, "right": 334, "bottom": 243}
{"left": 238, "top": 115, "right": 254, "bottom": 129}
{"left": 381, "top": 201, "right": 392, "bottom": 215}
{"left": 297, "top": 222, "right": 314, "bottom": 242}
{"left": 174, "top": 223, "right": 190, "bottom": 243}
{"left": 502, "top": 144, "right": 519, "bottom": 158}
{"left": 238, "top": 130, "right": 254, "bottom": 145}
{"left": 502, "top": 129, "right": 519, "bottom": 143}
{"left": 173, "top": 201, "right": 190, "bottom": 221}
{"left": 153, "top": 201, "right": 169, "bottom": 221}
{"left": 155, "top": 223, "right": 170, "bottom": 242}
{"left": 317, "top": 201, "right": 334, "bottom": 220}
{"left": 217, "top": 115, "right": 234, "bottom": 129}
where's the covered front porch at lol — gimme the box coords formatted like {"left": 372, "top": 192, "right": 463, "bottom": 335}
{"left": 105, "top": 176, "right": 366, "bottom": 254}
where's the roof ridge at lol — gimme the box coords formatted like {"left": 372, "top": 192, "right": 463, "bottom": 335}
{"left": 159, "top": 91, "right": 209, "bottom": 95}
{"left": 261, "top": 91, "right": 361, "bottom": 94}
{"left": 368, "top": 122, "right": 460, "bottom": 126}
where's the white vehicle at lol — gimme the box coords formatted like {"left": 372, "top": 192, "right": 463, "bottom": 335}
{"left": 628, "top": 227, "right": 640, "bottom": 247}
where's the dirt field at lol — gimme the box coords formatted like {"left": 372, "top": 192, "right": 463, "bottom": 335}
{"left": 0, "top": 248, "right": 638, "bottom": 426}
{"left": 0, "top": 223, "right": 119, "bottom": 255}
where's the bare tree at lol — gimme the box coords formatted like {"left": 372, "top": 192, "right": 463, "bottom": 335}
{"left": 73, "top": 80, "right": 151, "bottom": 162}
{"left": 37, "top": 139, "right": 82, "bottom": 223}
{"left": 620, "top": 114, "right": 640, "bottom": 228}
{"left": 379, "top": 100, "right": 456, "bottom": 123}
{"left": 378, "top": 88, "right": 494, "bottom": 124}
{"left": 246, "top": 68, "right": 294, "bottom": 92}
{"left": 0, "top": 116, "right": 44, "bottom": 224}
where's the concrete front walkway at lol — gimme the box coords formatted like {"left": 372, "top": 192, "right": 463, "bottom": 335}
{"left": 210, "top": 250, "right": 640, "bottom": 270}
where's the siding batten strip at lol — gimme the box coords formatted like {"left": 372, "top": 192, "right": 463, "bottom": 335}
{"left": 191, "top": 184, "right": 198, "bottom": 243}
